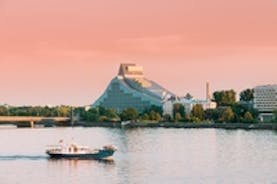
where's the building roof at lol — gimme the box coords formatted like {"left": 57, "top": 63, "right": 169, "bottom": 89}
{"left": 254, "top": 84, "right": 277, "bottom": 89}
{"left": 118, "top": 63, "right": 144, "bottom": 78}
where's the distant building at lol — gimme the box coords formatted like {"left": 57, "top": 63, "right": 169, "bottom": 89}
{"left": 254, "top": 84, "right": 277, "bottom": 122}
{"left": 163, "top": 82, "right": 217, "bottom": 117}
{"left": 182, "top": 98, "right": 217, "bottom": 115}
{"left": 0, "top": 104, "right": 10, "bottom": 108}
{"left": 92, "top": 64, "right": 175, "bottom": 113}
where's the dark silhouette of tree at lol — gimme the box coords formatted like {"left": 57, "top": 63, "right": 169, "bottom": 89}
{"left": 240, "top": 89, "right": 254, "bottom": 102}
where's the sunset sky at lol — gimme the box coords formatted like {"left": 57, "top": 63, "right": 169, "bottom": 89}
{"left": 0, "top": 0, "right": 276, "bottom": 106}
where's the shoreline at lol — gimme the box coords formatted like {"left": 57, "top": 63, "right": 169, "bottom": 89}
{"left": 0, "top": 121, "right": 276, "bottom": 130}
{"left": 80, "top": 122, "right": 277, "bottom": 130}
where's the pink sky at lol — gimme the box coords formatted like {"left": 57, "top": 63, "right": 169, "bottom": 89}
{"left": 0, "top": 0, "right": 276, "bottom": 105}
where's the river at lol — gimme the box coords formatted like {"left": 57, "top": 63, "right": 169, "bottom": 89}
{"left": 0, "top": 127, "right": 276, "bottom": 184}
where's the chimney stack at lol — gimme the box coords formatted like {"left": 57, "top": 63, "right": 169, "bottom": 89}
{"left": 206, "top": 82, "right": 211, "bottom": 101}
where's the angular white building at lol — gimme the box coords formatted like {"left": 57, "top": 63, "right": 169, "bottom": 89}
{"left": 254, "top": 84, "right": 277, "bottom": 122}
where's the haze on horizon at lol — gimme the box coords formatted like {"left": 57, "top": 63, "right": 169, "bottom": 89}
{"left": 0, "top": 0, "right": 276, "bottom": 106}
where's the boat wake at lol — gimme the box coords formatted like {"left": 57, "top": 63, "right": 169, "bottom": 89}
{"left": 0, "top": 155, "right": 115, "bottom": 164}
{"left": 0, "top": 155, "right": 48, "bottom": 161}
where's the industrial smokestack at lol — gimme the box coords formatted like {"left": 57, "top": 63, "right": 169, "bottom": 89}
{"left": 206, "top": 82, "right": 211, "bottom": 101}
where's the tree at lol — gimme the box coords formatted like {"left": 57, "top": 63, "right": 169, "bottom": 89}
{"left": 163, "top": 114, "right": 172, "bottom": 122}
{"left": 204, "top": 109, "right": 220, "bottom": 122}
{"left": 148, "top": 110, "right": 161, "bottom": 121}
{"left": 191, "top": 104, "right": 204, "bottom": 121}
{"left": 75, "top": 107, "right": 88, "bottom": 121}
{"left": 173, "top": 103, "right": 185, "bottom": 119}
{"left": 86, "top": 108, "right": 99, "bottom": 122}
{"left": 121, "top": 108, "right": 138, "bottom": 121}
{"left": 0, "top": 106, "right": 8, "bottom": 116}
{"left": 105, "top": 109, "right": 120, "bottom": 121}
{"left": 98, "top": 115, "right": 108, "bottom": 122}
{"left": 141, "top": 113, "right": 149, "bottom": 121}
{"left": 174, "top": 112, "right": 182, "bottom": 122}
{"left": 148, "top": 105, "right": 163, "bottom": 116}
{"left": 57, "top": 105, "right": 71, "bottom": 117}
{"left": 243, "top": 111, "right": 254, "bottom": 123}
{"left": 184, "top": 113, "right": 192, "bottom": 122}
{"left": 240, "top": 89, "right": 254, "bottom": 102}
{"left": 220, "top": 107, "right": 235, "bottom": 122}
{"left": 213, "top": 90, "right": 236, "bottom": 106}
{"left": 154, "top": 112, "right": 161, "bottom": 122}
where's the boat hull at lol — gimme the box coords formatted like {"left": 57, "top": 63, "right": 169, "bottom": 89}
{"left": 46, "top": 150, "right": 115, "bottom": 160}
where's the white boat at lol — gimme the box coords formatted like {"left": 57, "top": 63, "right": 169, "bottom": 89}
{"left": 46, "top": 141, "right": 117, "bottom": 160}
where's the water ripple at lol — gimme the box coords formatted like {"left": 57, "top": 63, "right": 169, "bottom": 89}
{"left": 0, "top": 155, "right": 48, "bottom": 160}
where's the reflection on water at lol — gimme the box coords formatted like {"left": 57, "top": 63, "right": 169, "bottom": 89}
{"left": 0, "top": 128, "right": 276, "bottom": 184}
{"left": 48, "top": 157, "right": 115, "bottom": 165}
{"left": 47, "top": 158, "right": 116, "bottom": 170}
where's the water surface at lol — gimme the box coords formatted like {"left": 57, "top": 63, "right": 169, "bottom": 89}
{"left": 0, "top": 127, "right": 276, "bottom": 184}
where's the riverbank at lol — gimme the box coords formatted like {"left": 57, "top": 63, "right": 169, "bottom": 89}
{"left": 80, "top": 121, "right": 277, "bottom": 130}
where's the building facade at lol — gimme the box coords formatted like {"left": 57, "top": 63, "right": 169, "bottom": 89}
{"left": 254, "top": 85, "right": 277, "bottom": 122}
{"left": 163, "top": 97, "right": 217, "bottom": 117}
{"left": 163, "top": 82, "right": 217, "bottom": 117}
{"left": 92, "top": 64, "right": 174, "bottom": 113}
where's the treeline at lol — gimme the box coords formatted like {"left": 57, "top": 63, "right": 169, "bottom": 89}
{"left": 0, "top": 105, "right": 72, "bottom": 117}
{"left": 77, "top": 105, "right": 163, "bottom": 122}
{"left": 1, "top": 88, "right": 276, "bottom": 124}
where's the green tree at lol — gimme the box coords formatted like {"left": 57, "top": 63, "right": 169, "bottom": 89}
{"left": 191, "top": 104, "right": 204, "bottom": 121}
{"left": 231, "top": 103, "right": 258, "bottom": 122}
{"left": 213, "top": 90, "right": 236, "bottom": 106}
{"left": 0, "top": 106, "right": 8, "bottom": 116}
{"left": 163, "top": 114, "right": 172, "bottom": 122}
{"left": 204, "top": 109, "right": 220, "bottom": 122}
{"left": 57, "top": 105, "right": 71, "bottom": 117}
{"left": 75, "top": 107, "right": 87, "bottom": 121}
{"left": 86, "top": 108, "right": 99, "bottom": 122}
{"left": 121, "top": 108, "right": 139, "bottom": 121}
{"left": 105, "top": 109, "right": 120, "bottom": 121}
{"left": 220, "top": 107, "right": 235, "bottom": 122}
{"left": 184, "top": 113, "right": 192, "bottom": 122}
{"left": 243, "top": 111, "right": 254, "bottom": 123}
{"left": 149, "top": 105, "right": 163, "bottom": 116}
{"left": 98, "top": 115, "right": 108, "bottom": 122}
{"left": 149, "top": 111, "right": 156, "bottom": 120}
{"left": 173, "top": 103, "right": 185, "bottom": 119}
{"left": 240, "top": 89, "right": 254, "bottom": 102}
{"left": 141, "top": 113, "right": 149, "bottom": 121}
{"left": 174, "top": 112, "right": 182, "bottom": 122}
{"left": 155, "top": 112, "right": 162, "bottom": 122}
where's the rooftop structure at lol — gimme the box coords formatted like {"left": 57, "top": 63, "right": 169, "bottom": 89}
{"left": 92, "top": 64, "right": 175, "bottom": 113}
